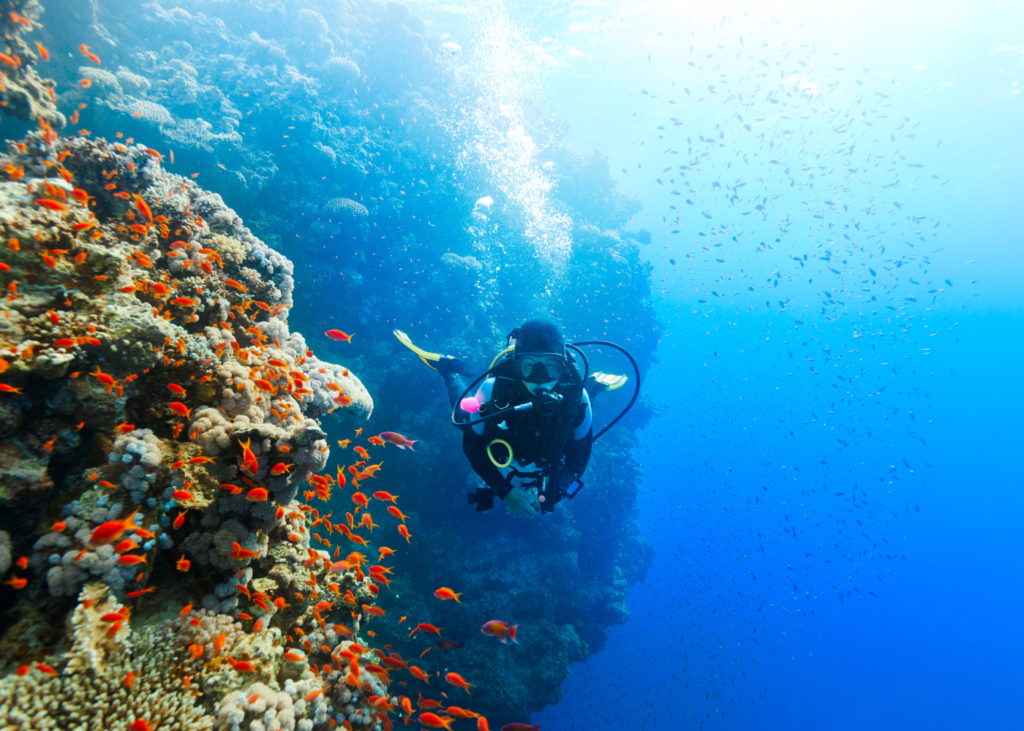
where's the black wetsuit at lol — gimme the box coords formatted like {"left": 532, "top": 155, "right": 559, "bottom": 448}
{"left": 443, "top": 362, "right": 592, "bottom": 512}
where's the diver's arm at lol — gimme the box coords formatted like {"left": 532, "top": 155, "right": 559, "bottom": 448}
{"left": 444, "top": 372, "right": 468, "bottom": 410}
{"left": 462, "top": 431, "right": 513, "bottom": 499}
{"left": 562, "top": 388, "right": 593, "bottom": 479}
{"left": 562, "top": 427, "right": 592, "bottom": 479}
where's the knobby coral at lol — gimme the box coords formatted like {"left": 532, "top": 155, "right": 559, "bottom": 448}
{"left": 0, "top": 131, "right": 406, "bottom": 729}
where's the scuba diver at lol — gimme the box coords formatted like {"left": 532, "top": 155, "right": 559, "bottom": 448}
{"left": 394, "top": 318, "right": 638, "bottom": 517}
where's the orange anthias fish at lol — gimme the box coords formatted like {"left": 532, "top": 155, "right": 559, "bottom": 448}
{"left": 325, "top": 329, "right": 353, "bottom": 342}
{"left": 398, "top": 524, "right": 412, "bottom": 543}
{"left": 36, "top": 198, "right": 69, "bottom": 212}
{"left": 446, "top": 707, "right": 480, "bottom": 720}
{"left": 229, "top": 542, "right": 258, "bottom": 560}
{"left": 372, "top": 491, "right": 399, "bottom": 504}
{"left": 434, "top": 587, "right": 462, "bottom": 603}
{"left": 133, "top": 194, "right": 153, "bottom": 223}
{"left": 245, "top": 488, "right": 269, "bottom": 502}
{"left": 416, "top": 713, "right": 453, "bottom": 730}
{"left": 226, "top": 657, "right": 257, "bottom": 673}
{"left": 409, "top": 666, "right": 431, "bottom": 685}
{"left": 379, "top": 431, "right": 418, "bottom": 451}
{"left": 89, "top": 510, "right": 144, "bottom": 546}
{"left": 79, "top": 44, "right": 101, "bottom": 64}
{"left": 445, "top": 672, "right": 475, "bottom": 694}
{"left": 239, "top": 438, "right": 259, "bottom": 474}
{"left": 480, "top": 620, "right": 518, "bottom": 644}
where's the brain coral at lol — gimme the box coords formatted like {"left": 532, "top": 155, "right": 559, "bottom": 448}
{"left": 323, "top": 197, "right": 369, "bottom": 219}
{"left": 322, "top": 56, "right": 361, "bottom": 84}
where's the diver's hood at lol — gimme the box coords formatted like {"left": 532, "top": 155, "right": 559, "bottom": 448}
{"left": 513, "top": 318, "right": 565, "bottom": 356}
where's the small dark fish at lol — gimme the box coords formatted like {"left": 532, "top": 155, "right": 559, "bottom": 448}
{"left": 434, "top": 639, "right": 464, "bottom": 652}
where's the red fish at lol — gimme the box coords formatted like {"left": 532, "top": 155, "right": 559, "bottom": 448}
{"left": 117, "top": 553, "right": 147, "bottom": 566}
{"left": 379, "top": 431, "right": 418, "bottom": 450}
{"left": 434, "top": 587, "right": 462, "bottom": 603}
{"left": 325, "top": 329, "right": 353, "bottom": 342}
{"left": 79, "top": 44, "right": 101, "bottom": 64}
{"left": 169, "top": 402, "right": 191, "bottom": 419}
{"left": 409, "top": 665, "right": 431, "bottom": 685}
{"left": 418, "top": 714, "right": 453, "bottom": 730}
{"left": 246, "top": 488, "right": 269, "bottom": 502}
{"left": 373, "top": 491, "right": 399, "bottom": 503}
{"left": 229, "top": 542, "right": 258, "bottom": 560}
{"left": 226, "top": 657, "right": 257, "bottom": 673}
{"left": 133, "top": 194, "right": 153, "bottom": 223}
{"left": 447, "top": 707, "right": 480, "bottom": 720}
{"left": 36, "top": 198, "right": 68, "bottom": 212}
{"left": 445, "top": 672, "right": 475, "bottom": 694}
{"left": 481, "top": 620, "right": 518, "bottom": 644}
{"left": 89, "top": 509, "right": 143, "bottom": 546}
{"left": 398, "top": 524, "right": 412, "bottom": 543}
{"left": 239, "top": 438, "right": 259, "bottom": 474}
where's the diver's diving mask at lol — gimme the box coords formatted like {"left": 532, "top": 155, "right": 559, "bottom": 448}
{"left": 514, "top": 353, "right": 566, "bottom": 385}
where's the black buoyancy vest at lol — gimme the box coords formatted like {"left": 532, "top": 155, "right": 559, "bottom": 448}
{"left": 481, "top": 358, "right": 586, "bottom": 468}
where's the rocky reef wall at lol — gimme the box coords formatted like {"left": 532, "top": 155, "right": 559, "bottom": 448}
{"left": 0, "top": 0, "right": 662, "bottom": 727}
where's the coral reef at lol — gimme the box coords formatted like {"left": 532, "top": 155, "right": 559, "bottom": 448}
{"left": 0, "top": 0, "right": 661, "bottom": 726}
{"left": 0, "top": 0, "right": 60, "bottom": 125}
{"left": 0, "top": 132, "right": 395, "bottom": 729}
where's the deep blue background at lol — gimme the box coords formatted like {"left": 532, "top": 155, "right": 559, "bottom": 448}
{"left": 488, "top": 0, "right": 1024, "bottom": 727}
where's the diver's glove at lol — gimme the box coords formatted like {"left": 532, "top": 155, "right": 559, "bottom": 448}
{"left": 504, "top": 487, "right": 540, "bottom": 518}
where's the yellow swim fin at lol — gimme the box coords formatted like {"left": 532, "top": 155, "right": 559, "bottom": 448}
{"left": 591, "top": 371, "right": 629, "bottom": 391}
{"left": 393, "top": 329, "right": 443, "bottom": 370}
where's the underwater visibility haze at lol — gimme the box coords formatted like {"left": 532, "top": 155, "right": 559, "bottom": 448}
{"left": 0, "top": 0, "right": 1020, "bottom": 729}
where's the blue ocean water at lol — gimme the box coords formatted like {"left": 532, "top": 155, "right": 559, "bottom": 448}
{"left": 0, "top": 0, "right": 1019, "bottom": 727}
{"left": 496, "top": 0, "right": 1024, "bottom": 728}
